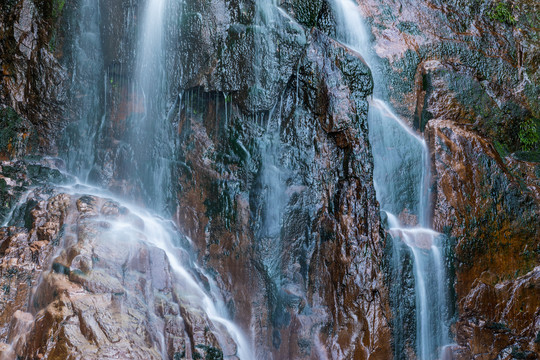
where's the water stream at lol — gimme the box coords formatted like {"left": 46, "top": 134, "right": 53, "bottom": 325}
{"left": 3, "top": 0, "right": 455, "bottom": 357}
{"left": 330, "top": 0, "right": 451, "bottom": 358}
{"left": 54, "top": 0, "right": 252, "bottom": 357}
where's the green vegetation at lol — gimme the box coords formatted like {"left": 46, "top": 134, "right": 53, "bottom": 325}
{"left": 194, "top": 345, "right": 223, "bottom": 360}
{"left": 0, "top": 107, "right": 24, "bottom": 156}
{"left": 488, "top": 2, "right": 517, "bottom": 26}
{"left": 48, "top": 0, "right": 66, "bottom": 51}
{"left": 518, "top": 118, "right": 539, "bottom": 151}
{"left": 52, "top": 0, "right": 66, "bottom": 20}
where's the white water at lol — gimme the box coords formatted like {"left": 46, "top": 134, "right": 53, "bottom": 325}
{"left": 66, "top": 183, "right": 253, "bottom": 359}
{"left": 129, "top": 0, "right": 175, "bottom": 213}
{"left": 331, "top": 0, "right": 451, "bottom": 358}
{"left": 120, "top": 0, "right": 252, "bottom": 355}
{"left": 17, "top": 0, "right": 253, "bottom": 357}
{"left": 12, "top": 176, "right": 253, "bottom": 359}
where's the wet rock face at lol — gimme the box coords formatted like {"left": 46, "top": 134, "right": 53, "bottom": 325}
{"left": 0, "top": 159, "right": 73, "bottom": 224}
{"left": 455, "top": 267, "right": 540, "bottom": 360}
{"left": 69, "top": 0, "right": 393, "bottom": 356}
{"left": 178, "top": 0, "right": 307, "bottom": 113}
{"left": 174, "top": 27, "right": 391, "bottom": 358}
{"left": 354, "top": 0, "right": 539, "bottom": 154}
{"left": 0, "top": 169, "right": 230, "bottom": 360}
{"left": 0, "top": 0, "right": 68, "bottom": 157}
{"left": 354, "top": 0, "right": 539, "bottom": 356}
{"left": 426, "top": 119, "right": 540, "bottom": 358}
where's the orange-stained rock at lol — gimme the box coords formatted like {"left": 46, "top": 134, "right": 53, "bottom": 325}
{"left": 426, "top": 119, "right": 540, "bottom": 358}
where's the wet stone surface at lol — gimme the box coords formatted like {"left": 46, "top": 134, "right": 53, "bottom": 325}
{"left": 0, "top": 164, "right": 235, "bottom": 359}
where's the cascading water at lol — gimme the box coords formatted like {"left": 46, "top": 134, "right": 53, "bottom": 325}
{"left": 330, "top": 0, "right": 451, "bottom": 358}
{"left": 50, "top": 0, "right": 253, "bottom": 358}
{"left": 60, "top": 0, "right": 103, "bottom": 179}
{"left": 130, "top": 0, "right": 175, "bottom": 214}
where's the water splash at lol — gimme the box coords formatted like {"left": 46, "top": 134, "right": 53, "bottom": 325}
{"left": 56, "top": 182, "right": 253, "bottom": 359}
{"left": 331, "top": 0, "right": 451, "bottom": 358}
{"left": 50, "top": 0, "right": 253, "bottom": 357}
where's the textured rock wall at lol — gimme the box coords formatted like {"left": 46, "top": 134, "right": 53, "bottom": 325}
{"left": 426, "top": 117, "right": 540, "bottom": 358}
{"left": 173, "top": 21, "right": 392, "bottom": 357}
{"left": 356, "top": 0, "right": 539, "bottom": 153}
{"left": 2, "top": 0, "right": 538, "bottom": 359}
{"left": 1, "top": 0, "right": 394, "bottom": 359}
{"left": 0, "top": 161, "right": 238, "bottom": 360}
{"left": 0, "top": 0, "right": 68, "bottom": 157}
{"left": 354, "top": 0, "right": 540, "bottom": 357}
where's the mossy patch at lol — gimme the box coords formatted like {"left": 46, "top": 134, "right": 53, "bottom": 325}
{"left": 0, "top": 108, "right": 37, "bottom": 159}
{"left": 488, "top": 2, "right": 517, "bottom": 25}
{"left": 518, "top": 118, "right": 539, "bottom": 151}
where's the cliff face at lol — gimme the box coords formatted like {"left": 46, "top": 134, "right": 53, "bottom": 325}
{"left": 0, "top": 0, "right": 539, "bottom": 359}
{"left": 0, "top": 0, "right": 68, "bottom": 158}
{"left": 1, "top": 0, "right": 393, "bottom": 359}
{"left": 172, "top": 1, "right": 393, "bottom": 353}
{"left": 355, "top": 0, "right": 538, "bottom": 144}
{"left": 427, "top": 118, "right": 539, "bottom": 358}
{"left": 354, "top": 0, "right": 539, "bottom": 357}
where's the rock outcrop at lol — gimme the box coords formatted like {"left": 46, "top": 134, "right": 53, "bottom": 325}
{"left": 174, "top": 26, "right": 391, "bottom": 358}
{"left": 354, "top": 0, "right": 539, "bottom": 357}
{"left": 0, "top": 162, "right": 236, "bottom": 360}
{"left": 426, "top": 118, "right": 540, "bottom": 358}
{"left": 354, "top": 0, "right": 538, "bottom": 144}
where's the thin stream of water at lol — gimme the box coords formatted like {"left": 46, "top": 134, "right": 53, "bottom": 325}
{"left": 331, "top": 0, "right": 451, "bottom": 358}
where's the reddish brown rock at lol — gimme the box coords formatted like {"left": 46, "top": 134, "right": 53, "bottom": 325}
{"left": 426, "top": 118, "right": 540, "bottom": 358}
{"left": 0, "top": 0, "right": 68, "bottom": 157}
{"left": 354, "top": 0, "right": 539, "bottom": 135}
{"left": 174, "top": 29, "right": 392, "bottom": 359}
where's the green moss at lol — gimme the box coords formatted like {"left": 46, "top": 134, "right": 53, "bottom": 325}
{"left": 0, "top": 107, "right": 22, "bottom": 154}
{"left": 52, "top": 0, "right": 66, "bottom": 20}
{"left": 518, "top": 118, "right": 539, "bottom": 151}
{"left": 494, "top": 141, "right": 510, "bottom": 158}
{"left": 488, "top": 2, "right": 517, "bottom": 26}
{"left": 195, "top": 345, "right": 223, "bottom": 360}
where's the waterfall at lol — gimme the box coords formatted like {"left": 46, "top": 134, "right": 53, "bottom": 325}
{"left": 60, "top": 0, "right": 104, "bottom": 180}
{"left": 50, "top": 0, "right": 254, "bottom": 358}
{"left": 330, "top": 0, "right": 451, "bottom": 358}
{"left": 130, "top": 0, "right": 174, "bottom": 214}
